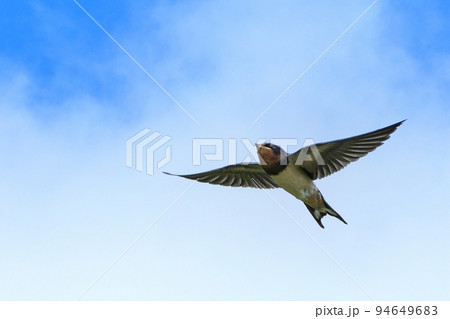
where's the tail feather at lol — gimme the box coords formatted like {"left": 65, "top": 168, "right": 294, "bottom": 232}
{"left": 304, "top": 204, "right": 326, "bottom": 228}
{"left": 323, "top": 199, "right": 347, "bottom": 225}
{"left": 304, "top": 199, "right": 347, "bottom": 228}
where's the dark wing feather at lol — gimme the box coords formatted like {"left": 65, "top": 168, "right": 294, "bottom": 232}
{"left": 289, "top": 120, "right": 405, "bottom": 180}
{"left": 164, "top": 163, "right": 280, "bottom": 189}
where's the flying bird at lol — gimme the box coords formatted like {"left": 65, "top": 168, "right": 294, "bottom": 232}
{"left": 164, "top": 121, "right": 404, "bottom": 228}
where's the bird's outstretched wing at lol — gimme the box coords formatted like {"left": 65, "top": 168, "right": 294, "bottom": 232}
{"left": 289, "top": 120, "right": 405, "bottom": 180}
{"left": 164, "top": 163, "right": 280, "bottom": 189}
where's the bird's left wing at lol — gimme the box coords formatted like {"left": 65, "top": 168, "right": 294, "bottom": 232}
{"left": 289, "top": 120, "right": 405, "bottom": 180}
{"left": 164, "top": 163, "right": 280, "bottom": 189}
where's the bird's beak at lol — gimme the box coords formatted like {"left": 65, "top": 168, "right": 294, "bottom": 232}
{"left": 256, "top": 143, "right": 270, "bottom": 151}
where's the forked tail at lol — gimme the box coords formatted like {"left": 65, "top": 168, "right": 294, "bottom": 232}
{"left": 304, "top": 199, "right": 347, "bottom": 228}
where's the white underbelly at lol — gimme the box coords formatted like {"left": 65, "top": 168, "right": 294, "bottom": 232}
{"left": 271, "top": 165, "right": 318, "bottom": 201}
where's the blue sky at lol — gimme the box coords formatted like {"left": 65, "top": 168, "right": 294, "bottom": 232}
{"left": 1, "top": 0, "right": 449, "bottom": 300}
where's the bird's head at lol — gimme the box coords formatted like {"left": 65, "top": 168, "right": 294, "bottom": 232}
{"left": 255, "top": 143, "right": 288, "bottom": 167}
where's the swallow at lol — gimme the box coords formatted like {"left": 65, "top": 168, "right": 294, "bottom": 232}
{"left": 164, "top": 121, "right": 404, "bottom": 228}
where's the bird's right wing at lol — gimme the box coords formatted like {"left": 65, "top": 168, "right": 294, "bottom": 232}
{"left": 164, "top": 163, "right": 280, "bottom": 189}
